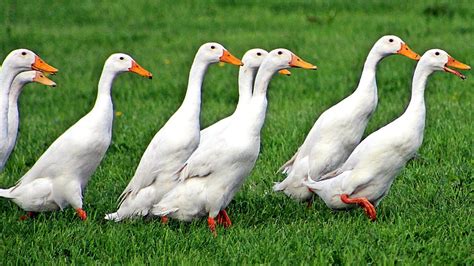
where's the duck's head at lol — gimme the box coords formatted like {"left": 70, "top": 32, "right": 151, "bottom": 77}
{"left": 242, "top": 48, "right": 291, "bottom": 75}
{"left": 264, "top": 48, "right": 317, "bottom": 73}
{"left": 3, "top": 49, "right": 58, "bottom": 74}
{"left": 13, "top": 71, "right": 57, "bottom": 87}
{"left": 418, "top": 49, "right": 470, "bottom": 79}
{"left": 242, "top": 48, "right": 268, "bottom": 69}
{"left": 104, "top": 53, "right": 153, "bottom": 79}
{"left": 196, "top": 42, "right": 242, "bottom": 66}
{"left": 373, "top": 35, "right": 420, "bottom": 61}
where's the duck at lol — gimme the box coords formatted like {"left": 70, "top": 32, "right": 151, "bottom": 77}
{"left": 105, "top": 43, "right": 242, "bottom": 222}
{"left": 304, "top": 49, "right": 470, "bottom": 221}
{"left": 0, "top": 49, "right": 58, "bottom": 171}
{"left": 152, "top": 48, "right": 317, "bottom": 236}
{"left": 273, "top": 35, "right": 420, "bottom": 205}
{"left": 200, "top": 49, "right": 290, "bottom": 148}
{"left": 0, "top": 71, "right": 57, "bottom": 170}
{"left": 0, "top": 53, "right": 152, "bottom": 220}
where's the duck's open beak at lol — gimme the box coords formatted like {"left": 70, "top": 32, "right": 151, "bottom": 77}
{"left": 397, "top": 43, "right": 420, "bottom": 61}
{"left": 129, "top": 61, "right": 153, "bottom": 79}
{"left": 33, "top": 71, "right": 57, "bottom": 87}
{"left": 219, "top": 50, "right": 243, "bottom": 66}
{"left": 32, "top": 55, "right": 58, "bottom": 74}
{"left": 278, "top": 69, "right": 291, "bottom": 76}
{"left": 444, "top": 56, "right": 470, "bottom": 80}
{"left": 289, "top": 54, "right": 318, "bottom": 70}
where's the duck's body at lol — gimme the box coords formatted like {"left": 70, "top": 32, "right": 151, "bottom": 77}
{"left": 274, "top": 35, "right": 420, "bottom": 203}
{"left": 0, "top": 49, "right": 58, "bottom": 171}
{"left": 105, "top": 43, "right": 242, "bottom": 222}
{"left": 153, "top": 49, "right": 317, "bottom": 234}
{"left": 1, "top": 71, "right": 56, "bottom": 169}
{"left": 0, "top": 54, "right": 152, "bottom": 219}
{"left": 154, "top": 122, "right": 260, "bottom": 221}
{"left": 307, "top": 112, "right": 424, "bottom": 210}
{"left": 1, "top": 105, "right": 114, "bottom": 212}
{"left": 304, "top": 49, "right": 470, "bottom": 220}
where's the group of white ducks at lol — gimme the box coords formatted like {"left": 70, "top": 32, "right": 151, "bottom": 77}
{"left": 0, "top": 35, "right": 469, "bottom": 235}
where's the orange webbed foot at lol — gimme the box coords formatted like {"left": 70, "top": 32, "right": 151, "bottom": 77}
{"left": 76, "top": 208, "right": 87, "bottom": 221}
{"left": 340, "top": 194, "right": 377, "bottom": 221}
{"left": 161, "top": 216, "right": 168, "bottom": 224}
{"left": 19, "top": 211, "right": 37, "bottom": 221}
{"left": 207, "top": 217, "right": 217, "bottom": 237}
{"left": 217, "top": 210, "right": 232, "bottom": 228}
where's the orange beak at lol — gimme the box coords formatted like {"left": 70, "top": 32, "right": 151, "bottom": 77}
{"left": 289, "top": 54, "right": 318, "bottom": 70}
{"left": 444, "top": 55, "right": 471, "bottom": 80}
{"left": 33, "top": 71, "right": 57, "bottom": 87}
{"left": 278, "top": 69, "right": 292, "bottom": 76}
{"left": 397, "top": 43, "right": 420, "bottom": 61}
{"left": 31, "top": 55, "right": 58, "bottom": 74}
{"left": 219, "top": 50, "right": 243, "bottom": 66}
{"left": 129, "top": 61, "right": 153, "bottom": 79}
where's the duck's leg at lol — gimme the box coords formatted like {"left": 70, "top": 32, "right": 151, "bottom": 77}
{"left": 217, "top": 210, "right": 232, "bottom": 228}
{"left": 216, "top": 212, "right": 224, "bottom": 224}
{"left": 207, "top": 216, "right": 217, "bottom": 237}
{"left": 76, "top": 208, "right": 87, "bottom": 221}
{"left": 340, "top": 194, "right": 376, "bottom": 221}
{"left": 19, "top": 211, "right": 37, "bottom": 221}
{"left": 161, "top": 216, "right": 168, "bottom": 224}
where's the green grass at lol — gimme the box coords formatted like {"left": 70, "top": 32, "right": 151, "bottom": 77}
{"left": 0, "top": 0, "right": 473, "bottom": 264}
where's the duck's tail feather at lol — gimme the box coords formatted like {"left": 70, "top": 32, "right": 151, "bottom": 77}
{"left": 303, "top": 175, "right": 322, "bottom": 191}
{"left": 272, "top": 181, "right": 286, "bottom": 192}
{"left": 104, "top": 212, "right": 121, "bottom": 222}
{"left": 0, "top": 188, "right": 13, "bottom": 198}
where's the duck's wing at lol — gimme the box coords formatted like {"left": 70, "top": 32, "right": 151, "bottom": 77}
{"left": 177, "top": 139, "right": 227, "bottom": 182}
{"left": 15, "top": 126, "right": 83, "bottom": 187}
{"left": 119, "top": 132, "right": 177, "bottom": 202}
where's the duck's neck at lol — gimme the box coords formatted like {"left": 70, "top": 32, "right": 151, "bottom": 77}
{"left": 177, "top": 58, "right": 209, "bottom": 119}
{"left": 0, "top": 67, "right": 20, "bottom": 141}
{"left": 353, "top": 48, "right": 383, "bottom": 97}
{"left": 8, "top": 79, "right": 26, "bottom": 108}
{"left": 5, "top": 79, "right": 28, "bottom": 160}
{"left": 403, "top": 64, "right": 429, "bottom": 122}
{"left": 8, "top": 79, "right": 28, "bottom": 136}
{"left": 233, "top": 66, "right": 256, "bottom": 114}
{"left": 245, "top": 63, "right": 275, "bottom": 134}
{"left": 93, "top": 68, "right": 117, "bottom": 113}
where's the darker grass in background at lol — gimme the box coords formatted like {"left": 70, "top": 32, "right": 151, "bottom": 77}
{"left": 0, "top": 0, "right": 472, "bottom": 264}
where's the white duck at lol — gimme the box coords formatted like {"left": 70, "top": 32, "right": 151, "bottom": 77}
{"left": 199, "top": 49, "right": 290, "bottom": 147}
{"left": 152, "top": 49, "right": 317, "bottom": 235}
{"left": 0, "top": 53, "right": 152, "bottom": 220}
{"left": 105, "top": 43, "right": 242, "bottom": 222}
{"left": 201, "top": 49, "right": 265, "bottom": 145}
{"left": 0, "top": 49, "right": 58, "bottom": 171}
{"left": 304, "top": 49, "right": 470, "bottom": 221}
{"left": 274, "top": 35, "right": 420, "bottom": 205}
{"left": 0, "top": 71, "right": 57, "bottom": 169}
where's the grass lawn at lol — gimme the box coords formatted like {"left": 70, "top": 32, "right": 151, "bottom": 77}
{"left": 0, "top": 0, "right": 472, "bottom": 264}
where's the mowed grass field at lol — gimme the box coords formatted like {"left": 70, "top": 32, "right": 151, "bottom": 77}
{"left": 0, "top": 0, "right": 472, "bottom": 264}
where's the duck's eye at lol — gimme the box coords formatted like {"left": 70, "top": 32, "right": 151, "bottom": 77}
{"left": 435, "top": 52, "right": 440, "bottom": 56}
{"left": 119, "top": 57, "right": 124, "bottom": 60}
{"left": 257, "top": 52, "right": 262, "bottom": 56}
{"left": 211, "top": 46, "right": 216, "bottom": 49}
{"left": 21, "top": 51, "right": 27, "bottom": 56}
{"left": 389, "top": 39, "right": 394, "bottom": 42}
{"left": 278, "top": 51, "right": 283, "bottom": 55}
